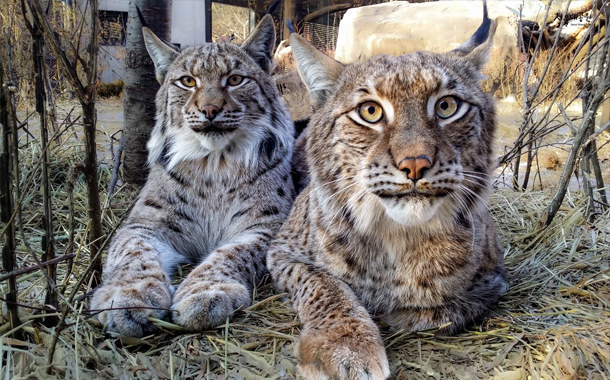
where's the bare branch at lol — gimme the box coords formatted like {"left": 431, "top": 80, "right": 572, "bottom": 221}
{"left": 25, "top": 0, "right": 86, "bottom": 100}
{"left": 303, "top": 3, "right": 351, "bottom": 23}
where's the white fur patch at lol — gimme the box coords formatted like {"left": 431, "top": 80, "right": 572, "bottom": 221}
{"left": 380, "top": 198, "right": 443, "bottom": 227}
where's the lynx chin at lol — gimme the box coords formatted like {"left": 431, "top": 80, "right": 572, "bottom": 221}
{"left": 267, "top": 5, "right": 507, "bottom": 379}
{"left": 90, "top": 15, "right": 296, "bottom": 337}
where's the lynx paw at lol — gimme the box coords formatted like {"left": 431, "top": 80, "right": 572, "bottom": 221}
{"left": 171, "top": 280, "right": 251, "bottom": 330}
{"left": 90, "top": 278, "right": 172, "bottom": 338}
{"left": 296, "top": 324, "right": 390, "bottom": 380}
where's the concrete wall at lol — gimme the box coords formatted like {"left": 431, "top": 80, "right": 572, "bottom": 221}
{"left": 99, "top": 0, "right": 128, "bottom": 12}
{"left": 99, "top": 46, "right": 125, "bottom": 83}
{"left": 98, "top": 0, "right": 211, "bottom": 83}
{"left": 171, "top": 0, "right": 209, "bottom": 47}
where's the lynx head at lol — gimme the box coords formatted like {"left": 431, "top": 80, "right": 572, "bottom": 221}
{"left": 291, "top": 7, "right": 497, "bottom": 230}
{"left": 143, "top": 15, "right": 293, "bottom": 171}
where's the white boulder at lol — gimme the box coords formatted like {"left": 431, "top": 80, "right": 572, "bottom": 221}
{"left": 334, "top": 1, "right": 548, "bottom": 64}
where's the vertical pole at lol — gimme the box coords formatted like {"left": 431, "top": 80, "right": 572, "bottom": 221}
{"left": 32, "top": 22, "right": 58, "bottom": 318}
{"left": 0, "top": 52, "right": 22, "bottom": 337}
{"left": 283, "top": 0, "right": 298, "bottom": 41}
{"left": 204, "top": 0, "right": 212, "bottom": 42}
{"left": 249, "top": 8, "right": 256, "bottom": 35}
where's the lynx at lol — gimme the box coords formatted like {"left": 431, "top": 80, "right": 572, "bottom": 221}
{"left": 90, "top": 15, "right": 295, "bottom": 337}
{"left": 267, "top": 6, "right": 507, "bottom": 379}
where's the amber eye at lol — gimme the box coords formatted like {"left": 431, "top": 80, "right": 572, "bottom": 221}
{"left": 227, "top": 74, "right": 243, "bottom": 86}
{"left": 435, "top": 96, "right": 460, "bottom": 119}
{"left": 358, "top": 101, "right": 383, "bottom": 123}
{"left": 180, "top": 76, "right": 196, "bottom": 88}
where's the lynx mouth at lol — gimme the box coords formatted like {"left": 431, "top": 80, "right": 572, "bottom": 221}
{"left": 190, "top": 123, "right": 238, "bottom": 134}
{"left": 375, "top": 189, "right": 451, "bottom": 199}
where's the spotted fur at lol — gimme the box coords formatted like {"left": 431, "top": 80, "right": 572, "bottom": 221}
{"left": 90, "top": 15, "right": 295, "bottom": 337}
{"left": 268, "top": 7, "right": 507, "bottom": 379}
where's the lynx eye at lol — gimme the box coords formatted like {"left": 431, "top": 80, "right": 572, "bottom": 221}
{"left": 180, "top": 76, "right": 196, "bottom": 88}
{"left": 358, "top": 101, "right": 383, "bottom": 123}
{"left": 227, "top": 74, "right": 243, "bottom": 86}
{"left": 435, "top": 96, "right": 460, "bottom": 119}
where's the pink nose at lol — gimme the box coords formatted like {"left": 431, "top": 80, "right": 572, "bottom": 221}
{"left": 398, "top": 156, "right": 432, "bottom": 181}
{"left": 200, "top": 104, "right": 219, "bottom": 120}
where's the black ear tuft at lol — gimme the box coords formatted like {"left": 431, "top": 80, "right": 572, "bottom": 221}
{"left": 466, "top": 1, "right": 491, "bottom": 48}
{"left": 286, "top": 19, "right": 296, "bottom": 34}
{"left": 449, "top": 0, "right": 496, "bottom": 71}
{"left": 135, "top": 5, "right": 148, "bottom": 27}
{"left": 266, "top": 0, "right": 282, "bottom": 15}
{"left": 452, "top": 1, "right": 493, "bottom": 55}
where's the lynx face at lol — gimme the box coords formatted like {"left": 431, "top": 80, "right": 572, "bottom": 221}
{"left": 309, "top": 53, "right": 496, "bottom": 228}
{"left": 164, "top": 45, "right": 271, "bottom": 153}
{"left": 143, "top": 19, "right": 291, "bottom": 170}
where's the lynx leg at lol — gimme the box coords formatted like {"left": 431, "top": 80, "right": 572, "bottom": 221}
{"left": 171, "top": 233, "right": 268, "bottom": 330}
{"left": 270, "top": 259, "right": 390, "bottom": 380}
{"left": 90, "top": 235, "right": 176, "bottom": 337}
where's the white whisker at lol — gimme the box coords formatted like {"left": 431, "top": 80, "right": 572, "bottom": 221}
{"left": 458, "top": 184, "right": 489, "bottom": 207}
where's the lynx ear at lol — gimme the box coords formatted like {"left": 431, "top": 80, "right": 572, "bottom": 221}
{"left": 242, "top": 14, "right": 276, "bottom": 72}
{"left": 290, "top": 33, "right": 344, "bottom": 110}
{"left": 450, "top": 1, "right": 497, "bottom": 71}
{"left": 142, "top": 27, "right": 179, "bottom": 84}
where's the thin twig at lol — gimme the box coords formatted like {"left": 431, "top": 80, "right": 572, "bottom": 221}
{"left": 0, "top": 254, "right": 75, "bottom": 283}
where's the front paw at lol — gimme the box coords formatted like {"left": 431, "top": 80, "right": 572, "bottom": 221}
{"left": 296, "top": 323, "right": 390, "bottom": 380}
{"left": 90, "top": 278, "right": 172, "bottom": 338}
{"left": 171, "top": 280, "right": 251, "bottom": 330}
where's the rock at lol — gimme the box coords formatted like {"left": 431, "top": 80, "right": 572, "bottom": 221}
{"left": 334, "top": 1, "right": 547, "bottom": 65}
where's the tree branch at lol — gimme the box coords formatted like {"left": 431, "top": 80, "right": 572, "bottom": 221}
{"left": 25, "top": 0, "right": 87, "bottom": 100}
{"left": 0, "top": 254, "right": 75, "bottom": 283}
{"left": 303, "top": 3, "right": 351, "bottom": 23}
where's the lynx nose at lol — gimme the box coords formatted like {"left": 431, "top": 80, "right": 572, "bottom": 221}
{"left": 398, "top": 156, "right": 432, "bottom": 181}
{"left": 200, "top": 104, "right": 220, "bottom": 120}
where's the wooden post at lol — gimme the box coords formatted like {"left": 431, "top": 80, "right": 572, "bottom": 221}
{"left": 0, "top": 55, "right": 22, "bottom": 337}
{"left": 31, "top": 22, "right": 58, "bottom": 316}
{"left": 283, "top": 0, "right": 300, "bottom": 40}
{"left": 205, "top": 0, "right": 212, "bottom": 42}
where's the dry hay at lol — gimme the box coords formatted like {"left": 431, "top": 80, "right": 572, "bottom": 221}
{"left": 542, "top": 152, "right": 563, "bottom": 172}
{"left": 2, "top": 142, "right": 610, "bottom": 380}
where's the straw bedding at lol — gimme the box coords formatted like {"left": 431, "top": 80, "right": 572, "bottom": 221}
{"left": 1, "top": 142, "right": 609, "bottom": 380}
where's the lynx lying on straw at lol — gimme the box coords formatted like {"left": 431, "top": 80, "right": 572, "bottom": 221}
{"left": 268, "top": 5, "right": 507, "bottom": 379}
{"left": 91, "top": 15, "right": 295, "bottom": 337}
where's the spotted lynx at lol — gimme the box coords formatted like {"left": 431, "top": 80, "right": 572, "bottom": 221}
{"left": 267, "top": 6, "right": 507, "bottom": 379}
{"left": 90, "top": 15, "right": 295, "bottom": 337}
